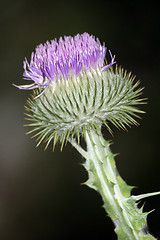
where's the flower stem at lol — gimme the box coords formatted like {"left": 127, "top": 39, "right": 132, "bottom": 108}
{"left": 70, "top": 129, "right": 156, "bottom": 240}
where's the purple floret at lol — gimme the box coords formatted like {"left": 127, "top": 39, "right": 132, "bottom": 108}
{"left": 14, "top": 33, "right": 115, "bottom": 94}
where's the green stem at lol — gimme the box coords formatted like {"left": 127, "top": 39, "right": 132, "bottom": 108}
{"left": 70, "top": 129, "right": 157, "bottom": 240}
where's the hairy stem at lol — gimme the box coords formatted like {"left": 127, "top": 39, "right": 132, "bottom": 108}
{"left": 70, "top": 129, "right": 157, "bottom": 240}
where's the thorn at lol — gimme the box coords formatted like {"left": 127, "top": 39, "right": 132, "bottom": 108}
{"left": 132, "top": 191, "right": 160, "bottom": 201}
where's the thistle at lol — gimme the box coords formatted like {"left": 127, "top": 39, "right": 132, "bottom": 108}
{"left": 14, "top": 33, "right": 160, "bottom": 239}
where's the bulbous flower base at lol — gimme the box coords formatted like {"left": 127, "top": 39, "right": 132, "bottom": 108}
{"left": 25, "top": 66, "right": 144, "bottom": 150}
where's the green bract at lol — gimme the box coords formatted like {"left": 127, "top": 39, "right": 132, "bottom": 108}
{"left": 25, "top": 66, "right": 144, "bottom": 150}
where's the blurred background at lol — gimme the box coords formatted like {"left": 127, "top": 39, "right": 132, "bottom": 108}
{"left": 0, "top": 0, "right": 160, "bottom": 239}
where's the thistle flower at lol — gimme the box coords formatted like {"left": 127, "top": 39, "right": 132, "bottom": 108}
{"left": 14, "top": 33, "right": 144, "bottom": 150}
{"left": 14, "top": 33, "right": 115, "bottom": 96}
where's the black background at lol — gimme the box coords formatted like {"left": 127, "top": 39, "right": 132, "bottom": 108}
{"left": 0, "top": 0, "right": 160, "bottom": 239}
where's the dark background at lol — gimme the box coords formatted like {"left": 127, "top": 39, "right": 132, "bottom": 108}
{"left": 0, "top": 0, "right": 160, "bottom": 239}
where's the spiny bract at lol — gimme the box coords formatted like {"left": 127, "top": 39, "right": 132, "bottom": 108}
{"left": 25, "top": 65, "right": 144, "bottom": 150}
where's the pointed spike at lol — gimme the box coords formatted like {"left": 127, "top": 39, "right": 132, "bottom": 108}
{"left": 132, "top": 191, "right": 160, "bottom": 201}
{"left": 52, "top": 133, "right": 58, "bottom": 152}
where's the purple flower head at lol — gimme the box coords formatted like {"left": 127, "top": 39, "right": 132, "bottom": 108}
{"left": 14, "top": 33, "right": 116, "bottom": 95}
